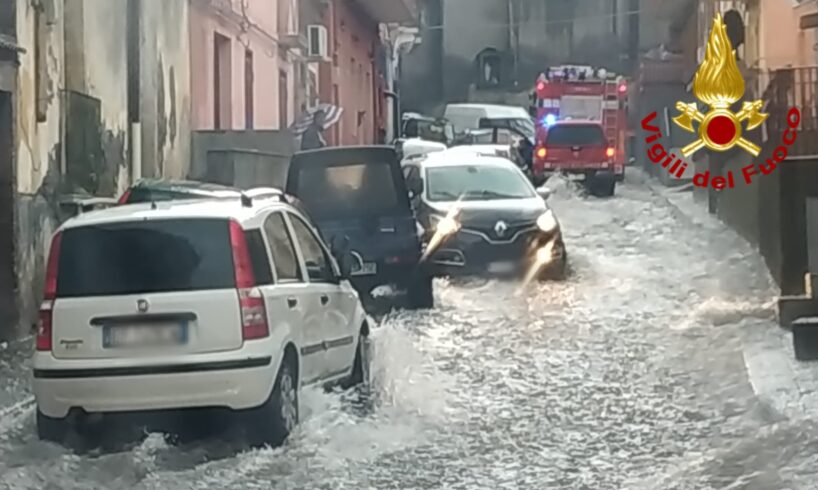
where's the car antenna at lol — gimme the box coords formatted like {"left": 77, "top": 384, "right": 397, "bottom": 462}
{"left": 240, "top": 192, "right": 253, "bottom": 208}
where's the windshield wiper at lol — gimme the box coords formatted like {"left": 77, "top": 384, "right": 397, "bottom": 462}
{"left": 431, "top": 191, "right": 460, "bottom": 201}
{"left": 466, "top": 190, "right": 523, "bottom": 200}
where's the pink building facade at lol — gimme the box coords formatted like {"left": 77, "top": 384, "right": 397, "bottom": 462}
{"left": 189, "top": 0, "right": 299, "bottom": 131}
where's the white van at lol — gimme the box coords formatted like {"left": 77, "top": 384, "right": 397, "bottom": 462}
{"left": 443, "top": 104, "right": 534, "bottom": 137}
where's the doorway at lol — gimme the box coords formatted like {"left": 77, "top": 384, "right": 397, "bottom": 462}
{"left": 0, "top": 91, "right": 16, "bottom": 333}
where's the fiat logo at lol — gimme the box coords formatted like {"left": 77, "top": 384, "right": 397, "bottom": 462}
{"left": 137, "top": 299, "right": 149, "bottom": 313}
{"left": 494, "top": 220, "right": 508, "bottom": 237}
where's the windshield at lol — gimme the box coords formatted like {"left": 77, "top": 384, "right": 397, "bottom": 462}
{"left": 545, "top": 124, "right": 607, "bottom": 146}
{"left": 426, "top": 164, "right": 535, "bottom": 202}
{"left": 294, "top": 162, "right": 403, "bottom": 218}
{"left": 57, "top": 219, "right": 235, "bottom": 297}
{"left": 404, "top": 119, "right": 452, "bottom": 143}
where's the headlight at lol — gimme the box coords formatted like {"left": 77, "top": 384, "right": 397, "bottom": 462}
{"left": 536, "top": 209, "right": 558, "bottom": 232}
{"left": 429, "top": 214, "right": 461, "bottom": 236}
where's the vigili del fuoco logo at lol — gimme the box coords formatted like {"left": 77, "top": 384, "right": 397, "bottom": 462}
{"left": 641, "top": 13, "right": 801, "bottom": 190}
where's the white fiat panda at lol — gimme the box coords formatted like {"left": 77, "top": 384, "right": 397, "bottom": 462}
{"left": 32, "top": 194, "right": 370, "bottom": 446}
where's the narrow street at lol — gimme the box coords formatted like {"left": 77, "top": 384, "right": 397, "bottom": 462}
{"left": 0, "top": 174, "right": 814, "bottom": 490}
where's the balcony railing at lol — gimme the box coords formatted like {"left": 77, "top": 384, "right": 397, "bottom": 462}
{"left": 763, "top": 66, "right": 818, "bottom": 157}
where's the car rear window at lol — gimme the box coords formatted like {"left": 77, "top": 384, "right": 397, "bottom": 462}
{"left": 57, "top": 218, "right": 236, "bottom": 298}
{"left": 545, "top": 125, "right": 606, "bottom": 146}
{"left": 295, "top": 162, "right": 402, "bottom": 218}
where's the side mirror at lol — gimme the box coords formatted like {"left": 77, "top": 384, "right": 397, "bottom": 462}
{"left": 537, "top": 187, "right": 552, "bottom": 200}
{"left": 337, "top": 252, "right": 353, "bottom": 279}
{"left": 329, "top": 234, "right": 350, "bottom": 257}
{"left": 329, "top": 235, "right": 353, "bottom": 278}
{"left": 407, "top": 177, "right": 424, "bottom": 198}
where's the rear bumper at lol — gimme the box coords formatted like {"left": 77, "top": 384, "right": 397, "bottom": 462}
{"left": 33, "top": 355, "right": 277, "bottom": 418}
{"left": 533, "top": 163, "right": 623, "bottom": 178}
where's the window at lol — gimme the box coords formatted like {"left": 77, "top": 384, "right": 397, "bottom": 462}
{"left": 294, "top": 162, "right": 401, "bottom": 218}
{"left": 127, "top": 0, "right": 141, "bottom": 123}
{"left": 403, "top": 164, "right": 420, "bottom": 182}
{"left": 0, "top": 0, "right": 14, "bottom": 37}
{"left": 263, "top": 213, "right": 302, "bottom": 282}
{"left": 57, "top": 219, "right": 235, "bottom": 298}
{"left": 545, "top": 125, "right": 607, "bottom": 146}
{"left": 34, "top": 3, "right": 48, "bottom": 122}
{"left": 244, "top": 49, "right": 254, "bottom": 129}
{"left": 214, "top": 33, "right": 232, "bottom": 129}
{"left": 279, "top": 70, "right": 289, "bottom": 129}
{"left": 245, "top": 229, "right": 273, "bottom": 285}
{"left": 288, "top": 215, "right": 335, "bottom": 283}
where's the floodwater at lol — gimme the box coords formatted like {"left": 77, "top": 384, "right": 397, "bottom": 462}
{"left": 1, "top": 173, "right": 815, "bottom": 490}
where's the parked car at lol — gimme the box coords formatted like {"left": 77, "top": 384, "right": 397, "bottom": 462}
{"left": 286, "top": 146, "right": 434, "bottom": 309}
{"left": 443, "top": 103, "right": 534, "bottom": 138}
{"left": 398, "top": 138, "right": 447, "bottom": 163}
{"left": 117, "top": 179, "right": 241, "bottom": 204}
{"left": 401, "top": 150, "right": 567, "bottom": 280}
{"left": 33, "top": 195, "right": 370, "bottom": 447}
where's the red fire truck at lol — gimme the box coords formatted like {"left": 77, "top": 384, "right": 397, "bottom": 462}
{"left": 530, "top": 65, "right": 629, "bottom": 196}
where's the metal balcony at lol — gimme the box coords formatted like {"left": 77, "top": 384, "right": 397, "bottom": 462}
{"left": 354, "top": 0, "right": 416, "bottom": 24}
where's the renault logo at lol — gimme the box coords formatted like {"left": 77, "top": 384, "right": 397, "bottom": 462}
{"left": 494, "top": 220, "right": 508, "bottom": 237}
{"left": 137, "top": 299, "right": 149, "bottom": 313}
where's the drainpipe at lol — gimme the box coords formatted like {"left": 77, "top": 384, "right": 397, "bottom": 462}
{"left": 386, "top": 25, "right": 420, "bottom": 142}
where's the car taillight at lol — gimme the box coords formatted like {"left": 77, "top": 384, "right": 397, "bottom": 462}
{"left": 38, "top": 231, "right": 62, "bottom": 351}
{"left": 229, "top": 220, "right": 269, "bottom": 340}
{"left": 606, "top": 147, "right": 615, "bottom": 158}
{"left": 536, "top": 147, "right": 547, "bottom": 159}
{"left": 117, "top": 188, "right": 132, "bottom": 205}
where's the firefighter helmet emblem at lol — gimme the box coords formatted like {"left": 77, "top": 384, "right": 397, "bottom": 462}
{"left": 672, "top": 13, "right": 767, "bottom": 158}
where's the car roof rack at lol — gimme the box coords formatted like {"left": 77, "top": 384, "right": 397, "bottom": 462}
{"left": 240, "top": 192, "right": 253, "bottom": 208}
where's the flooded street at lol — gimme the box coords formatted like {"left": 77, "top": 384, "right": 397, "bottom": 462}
{"left": 1, "top": 174, "right": 816, "bottom": 490}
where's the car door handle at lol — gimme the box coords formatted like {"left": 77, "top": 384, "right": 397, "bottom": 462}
{"left": 287, "top": 297, "right": 298, "bottom": 309}
{"left": 320, "top": 295, "right": 329, "bottom": 306}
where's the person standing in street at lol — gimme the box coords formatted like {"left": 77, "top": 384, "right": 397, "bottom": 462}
{"left": 301, "top": 109, "right": 327, "bottom": 151}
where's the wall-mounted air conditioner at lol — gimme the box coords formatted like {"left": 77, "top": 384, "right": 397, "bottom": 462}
{"left": 307, "top": 25, "right": 329, "bottom": 61}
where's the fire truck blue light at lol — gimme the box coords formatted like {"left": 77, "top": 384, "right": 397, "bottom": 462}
{"left": 543, "top": 114, "right": 557, "bottom": 127}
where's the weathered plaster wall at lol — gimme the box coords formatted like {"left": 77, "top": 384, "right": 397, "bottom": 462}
{"left": 15, "top": 0, "right": 65, "bottom": 335}
{"left": 141, "top": 0, "right": 190, "bottom": 180}
{"left": 63, "top": 0, "right": 127, "bottom": 197}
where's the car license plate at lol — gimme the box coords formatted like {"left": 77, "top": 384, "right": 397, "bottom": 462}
{"left": 487, "top": 261, "right": 515, "bottom": 274}
{"left": 351, "top": 262, "right": 377, "bottom": 276}
{"left": 103, "top": 323, "right": 187, "bottom": 349}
